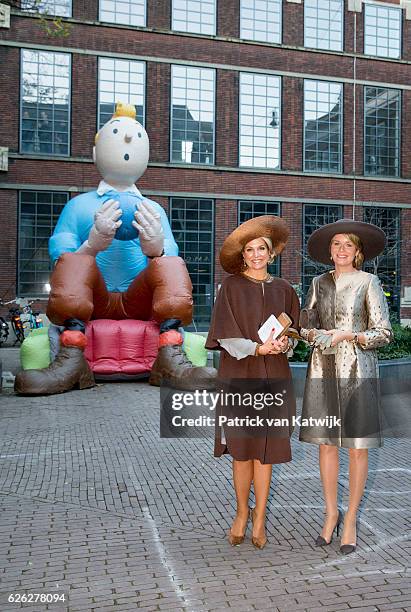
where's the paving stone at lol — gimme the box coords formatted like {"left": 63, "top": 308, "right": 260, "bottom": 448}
{"left": 0, "top": 383, "right": 409, "bottom": 611}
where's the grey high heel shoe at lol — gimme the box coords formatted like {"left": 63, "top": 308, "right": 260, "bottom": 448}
{"left": 340, "top": 520, "right": 357, "bottom": 555}
{"left": 315, "top": 510, "right": 343, "bottom": 547}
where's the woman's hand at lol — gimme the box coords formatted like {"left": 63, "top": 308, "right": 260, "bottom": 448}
{"left": 258, "top": 332, "right": 289, "bottom": 355}
{"left": 323, "top": 329, "right": 350, "bottom": 347}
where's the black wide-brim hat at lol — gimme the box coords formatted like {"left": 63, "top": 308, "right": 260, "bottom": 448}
{"left": 220, "top": 216, "right": 289, "bottom": 274}
{"left": 307, "top": 219, "right": 386, "bottom": 265}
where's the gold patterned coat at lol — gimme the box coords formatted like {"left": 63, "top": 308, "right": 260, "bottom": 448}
{"left": 299, "top": 270, "right": 392, "bottom": 448}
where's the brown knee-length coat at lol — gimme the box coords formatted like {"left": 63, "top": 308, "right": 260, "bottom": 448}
{"left": 205, "top": 274, "right": 300, "bottom": 464}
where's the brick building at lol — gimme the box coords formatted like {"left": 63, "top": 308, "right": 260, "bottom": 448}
{"left": 0, "top": 0, "right": 410, "bottom": 330}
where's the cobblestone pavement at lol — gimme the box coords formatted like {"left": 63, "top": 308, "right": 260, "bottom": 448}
{"left": 0, "top": 381, "right": 410, "bottom": 612}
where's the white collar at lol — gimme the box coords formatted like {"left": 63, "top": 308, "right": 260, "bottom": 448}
{"left": 97, "top": 180, "right": 143, "bottom": 198}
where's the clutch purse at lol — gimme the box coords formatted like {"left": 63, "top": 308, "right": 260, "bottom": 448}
{"left": 299, "top": 307, "right": 320, "bottom": 330}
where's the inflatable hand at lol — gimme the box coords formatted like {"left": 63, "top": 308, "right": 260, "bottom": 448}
{"left": 78, "top": 198, "right": 122, "bottom": 256}
{"left": 132, "top": 200, "right": 164, "bottom": 257}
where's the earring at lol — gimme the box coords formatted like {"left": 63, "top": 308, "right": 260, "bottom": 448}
{"left": 242, "top": 257, "right": 247, "bottom": 269}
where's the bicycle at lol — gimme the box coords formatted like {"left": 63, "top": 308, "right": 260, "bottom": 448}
{"left": 0, "top": 315, "right": 9, "bottom": 345}
{"left": 21, "top": 301, "right": 44, "bottom": 331}
{"left": 8, "top": 307, "right": 25, "bottom": 345}
{"left": 1, "top": 299, "right": 44, "bottom": 345}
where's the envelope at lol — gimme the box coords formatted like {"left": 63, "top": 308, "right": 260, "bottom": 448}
{"left": 258, "top": 312, "right": 292, "bottom": 343}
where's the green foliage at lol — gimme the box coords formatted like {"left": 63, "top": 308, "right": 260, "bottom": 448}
{"left": 377, "top": 323, "right": 411, "bottom": 361}
{"left": 289, "top": 324, "right": 411, "bottom": 362}
{"left": 289, "top": 340, "right": 311, "bottom": 362}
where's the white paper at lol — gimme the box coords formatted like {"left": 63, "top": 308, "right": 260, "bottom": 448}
{"left": 258, "top": 314, "right": 283, "bottom": 343}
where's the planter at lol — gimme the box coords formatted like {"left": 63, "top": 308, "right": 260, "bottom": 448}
{"left": 211, "top": 352, "right": 411, "bottom": 397}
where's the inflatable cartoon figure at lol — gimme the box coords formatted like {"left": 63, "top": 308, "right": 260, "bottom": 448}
{"left": 15, "top": 103, "right": 216, "bottom": 394}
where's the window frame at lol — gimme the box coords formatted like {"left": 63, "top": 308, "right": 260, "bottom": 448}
{"left": 20, "top": 48, "right": 72, "bottom": 157}
{"left": 170, "top": 64, "right": 216, "bottom": 166}
{"left": 303, "top": 79, "right": 343, "bottom": 175}
{"left": 171, "top": 0, "right": 217, "bottom": 36}
{"left": 20, "top": 0, "right": 72, "bottom": 17}
{"left": 363, "top": 206, "right": 401, "bottom": 317}
{"left": 239, "top": 0, "right": 282, "bottom": 44}
{"left": 97, "top": 57, "right": 146, "bottom": 130}
{"left": 169, "top": 197, "right": 215, "bottom": 331}
{"left": 363, "top": 86, "right": 401, "bottom": 178}
{"left": 304, "top": 0, "right": 344, "bottom": 52}
{"left": 363, "top": 1, "right": 402, "bottom": 60}
{"left": 238, "top": 71, "right": 282, "bottom": 170}
{"left": 18, "top": 190, "right": 69, "bottom": 298}
{"left": 99, "top": 0, "right": 147, "bottom": 27}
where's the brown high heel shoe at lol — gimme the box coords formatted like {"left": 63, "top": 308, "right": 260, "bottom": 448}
{"left": 251, "top": 508, "right": 267, "bottom": 550}
{"left": 228, "top": 508, "right": 251, "bottom": 546}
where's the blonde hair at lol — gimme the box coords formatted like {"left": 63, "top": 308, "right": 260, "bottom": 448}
{"left": 330, "top": 233, "right": 364, "bottom": 269}
{"left": 95, "top": 101, "right": 137, "bottom": 144}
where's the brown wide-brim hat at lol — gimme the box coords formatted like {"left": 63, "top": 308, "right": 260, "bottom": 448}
{"left": 220, "top": 215, "right": 289, "bottom": 274}
{"left": 307, "top": 218, "right": 386, "bottom": 265}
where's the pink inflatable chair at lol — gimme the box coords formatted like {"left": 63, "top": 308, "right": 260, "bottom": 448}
{"left": 84, "top": 319, "right": 160, "bottom": 381}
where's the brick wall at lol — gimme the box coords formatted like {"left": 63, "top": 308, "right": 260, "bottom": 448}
{"left": 0, "top": 46, "right": 19, "bottom": 151}
{"left": 1, "top": 7, "right": 410, "bottom": 318}
{"left": 217, "top": 0, "right": 239, "bottom": 38}
{"left": 146, "top": 62, "right": 170, "bottom": 163}
{"left": 283, "top": 0, "right": 303, "bottom": 47}
{"left": 282, "top": 77, "right": 302, "bottom": 172}
{"left": 215, "top": 71, "right": 238, "bottom": 167}
{"left": 147, "top": 0, "right": 170, "bottom": 30}
{"left": 3, "top": 16, "right": 410, "bottom": 88}
{"left": 0, "top": 190, "right": 18, "bottom": 307}
{"left": 71, "top": 54, "right": 97, "bottom": 160}
{"left": 73, "top": 0, "right": 98, "bottom": 22}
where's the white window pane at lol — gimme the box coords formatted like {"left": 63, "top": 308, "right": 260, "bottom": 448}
{"left": 364, "top": 4, "right": 401, "bottom": 59}
{"left": 100, "top": 0, "right": 146, "bottom": 26}
{"left": 172, "top": 0, "right": 216, "bottom": 35}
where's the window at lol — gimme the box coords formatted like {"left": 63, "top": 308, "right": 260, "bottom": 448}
{"left": 99, "top": 0, "right": 146, "bottom": 27}
{"left": 364, "top": 3, "right": 401, "bottom": 59}
{"left": 304, "top": 0, "right": 343, "bottom": 51}
{"left": 302, "top": 204, "right": 342, "bottom": 295}
{"left": 18, "top": 191, "right": 68, "bottom": 297}
{"left": 98, "top": 58, "right": 145, "bottom": 129}
{"left": 363, "top": 207, "right": 400, "bottom": 316}
{"left": 239, "top": 73, "right": 281, "bottom": 169}
{"left": 170, "top": 198, "right": 214, "bottom": 330}
{"left": 21, "top": 49, "right": 71, "bottom": 156}
{"left": 240, "top": 0, "right": 282, "bottom": 44}
{"left": 171, "top": 65, "right": 215, "bottom": 165}
{"left": 304, "top": 80, "right": 342, "bottom": 173}
{"left": 20, "top": 0, "right": 72, "bottom": 17}
{"left": 238, "top": 201, "right": 281, "bottom": 277}
{"left": 364, "top": 87, "right": 400, "bottom": 177}
{"left": 172, "top": 0, "right": 216, "bottom": 35}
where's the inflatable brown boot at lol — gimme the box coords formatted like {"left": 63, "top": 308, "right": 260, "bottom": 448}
{"left": 14, "top": 326, "right": 95, "bottom": 396}
{"left": 149, "top": 319, "right": 216, "bottom": 390}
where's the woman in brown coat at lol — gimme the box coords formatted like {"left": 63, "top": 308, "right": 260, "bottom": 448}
{"left": 206, "top": 216, "right": 300, "bottom": 548}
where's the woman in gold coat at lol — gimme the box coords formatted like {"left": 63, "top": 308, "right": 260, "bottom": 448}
{"left": 299, "top": 219, "right": 392, "bottom": 554}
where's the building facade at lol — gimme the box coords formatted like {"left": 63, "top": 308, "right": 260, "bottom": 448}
{"left": 0, "top": 0, "right": 410, "bottom": 329}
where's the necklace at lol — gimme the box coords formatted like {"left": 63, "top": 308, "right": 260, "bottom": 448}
{"left": 241, "top": 272, "right": 273, "bottom": 283}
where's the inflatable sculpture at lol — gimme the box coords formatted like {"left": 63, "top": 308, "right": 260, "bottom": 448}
{"left": 15, "top": 102, "right": 216, "bottom": 395}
